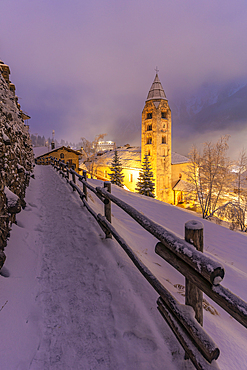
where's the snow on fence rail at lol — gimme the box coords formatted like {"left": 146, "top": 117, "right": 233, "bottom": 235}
{"left": 46, "top": 157, "right": 247, "bottom": 370}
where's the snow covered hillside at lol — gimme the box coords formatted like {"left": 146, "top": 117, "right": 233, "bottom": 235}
{"left": 0, "top": 165, "right": 246, "bottom": 369}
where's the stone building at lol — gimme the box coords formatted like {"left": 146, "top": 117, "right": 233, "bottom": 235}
{"left": 141, "top": 73, "right": 173, "bottom": 202}
{"left": 0, "top": 60, "right": 33, "bottom": 265}
{"left": 0, "top": 60, "right": 31, "bottom": 124}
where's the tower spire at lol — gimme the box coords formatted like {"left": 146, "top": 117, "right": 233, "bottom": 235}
{"left": 146, "top": 72, "right": 167, "bottom": 101}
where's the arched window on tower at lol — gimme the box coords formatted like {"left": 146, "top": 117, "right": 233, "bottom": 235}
{"left": 146, "top": 112, "right": 152, "bottom": 119}
{"left": 161, "top": 111, "right": 167, "bottom": 119}
{"left": 60, "top": 153, "right": 64, "bottom": 159}
{"left": 146, "top": 137, "right": 152, "bottom": 144}
{"left": 147, "top": 124, "right": 152, "bottom": 131}
{"left": 162, "top": 136, "right": 166, "bottom": 144}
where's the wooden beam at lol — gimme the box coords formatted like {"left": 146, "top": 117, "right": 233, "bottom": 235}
{"left": 155, "top": 242, "right": 247, "bottom": 328}
{"left": 157, "top": 298, "right": 221, "bottom": 370}
{"left": 96, "top": 187, "right": 224, "bottom": 285}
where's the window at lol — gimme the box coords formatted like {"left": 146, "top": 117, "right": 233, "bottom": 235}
{"left": 60, "top": 153, "right": 64, "bottom": 159}
{"left": 161, "top": 111, "right": 167, "bottom": 119}
{"left": 146, "top": 112, "right": 152, "bottom": 119}
{"left": 147, "top": 124, "right": 152, "bottom": 131}
{"left": 129, "top": 173, "right": 133, "bottom": 182}
{"left": 146, "top": 137, "right": 152, "bottom": 144}
{"left": 147, "top": 150, "right": 151, "bottom": 156}
{"left": 162, "top": 136, "right": 166, "bottom": 144}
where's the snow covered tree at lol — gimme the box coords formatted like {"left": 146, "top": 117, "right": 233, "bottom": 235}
{"left": 136, "top": 154, "right": 155, "bottom": 197}
{"left": 109, "top": 150, "right": 124, "bottom": 187}
{"left": 81, "top": 133, "right": 106, "bottom": 175}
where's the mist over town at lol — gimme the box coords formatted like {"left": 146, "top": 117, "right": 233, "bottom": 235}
{"left": 1, "top": 0, "right": 247, "bottom": 158}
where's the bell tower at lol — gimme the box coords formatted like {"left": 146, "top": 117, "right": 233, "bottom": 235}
{"left": 141, "top": 72, "right": 172, "bottom": 202}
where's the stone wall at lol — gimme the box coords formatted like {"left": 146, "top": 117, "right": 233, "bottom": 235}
{"left": 0, "top": 62, "right": 33, "bottom": 268}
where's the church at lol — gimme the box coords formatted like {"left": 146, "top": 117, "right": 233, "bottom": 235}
{"left": 91, "top": 73, "right": 191, "bottom": 205}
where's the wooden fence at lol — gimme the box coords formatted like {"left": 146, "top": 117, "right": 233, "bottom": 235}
{"left": 47, "top": 157, "right": 247, "bottom": 370}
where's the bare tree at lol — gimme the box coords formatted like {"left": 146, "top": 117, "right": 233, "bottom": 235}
{"left": 215, "top": 201, "right": 247, "bottom": 231}
{"left": 218, "top": 149, "right": 247, "bottom": 231}
{"left": 81, "top": 134, "right": 106, "bottom": 175}
{"left": 234, "top": 149, "right": 247, "bottom": 202}
{"left": 185, "top": 136, "right": 233, "bottom": 218}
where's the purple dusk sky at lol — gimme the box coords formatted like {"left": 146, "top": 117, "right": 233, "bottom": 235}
{"left": 1, "top": 0, "right": 247, "bottom": 156}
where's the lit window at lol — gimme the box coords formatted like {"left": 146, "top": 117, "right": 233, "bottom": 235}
{"left": 129, "top": 173, "right": 133, "bottom": 182}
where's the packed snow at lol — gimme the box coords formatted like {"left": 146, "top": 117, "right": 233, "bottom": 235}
{"left": 4, "top": 186, "right": 20, "bottom": 209}
{"left": 0, "top": 165, "right": 247, "bottom": 369}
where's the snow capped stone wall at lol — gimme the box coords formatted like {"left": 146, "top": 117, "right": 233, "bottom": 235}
{"left": 0, "top": 68, "right": 33, "bottom": 262}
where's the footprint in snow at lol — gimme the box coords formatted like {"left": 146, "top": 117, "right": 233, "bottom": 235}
{"left": 123, "top": 331, "right": 157, "bottom": 353}
{"left": 99, "top": 289, "right": 112, "bottom": 307}
{"left": 28, "top": 202, "right": 38, "bottom": 208}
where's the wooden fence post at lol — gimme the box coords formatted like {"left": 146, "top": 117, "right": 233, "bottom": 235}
{"left": 184, "top": 220, "right": 204, "bottom": 359}
{"left": 72, "top": 165, "right": 76, "bottom": 190}
{"left": 185, "top": 220, "right": 204, "bottom": 324}
{"left": 83, "top": 170, "right": 88, "bottom": 201}
{"left": 104, "top": 181, "right": 112, "bottom": 238}
{"left": 62, "top": 160, "right": 65, "bottom": 177}
{"left": 66, "top": 162, "right": 70, "bottom": 180}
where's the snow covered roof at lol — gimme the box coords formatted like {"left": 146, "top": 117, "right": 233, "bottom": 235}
{"left": 33, "top": 147, "right": 50, "bottom": 158}
{"left": 146, "top": 74, "right": 167, "bottom": 101}
{"left": 34, "top": 146, "right": 82, "bottom": 159}
{"left": 94, "top": 147, "right": 142, "bottom": 170}
{"left": 95, "top": 147, "right": 190, "bottom": 168}
{"left": 171, "top": 152, "right": 190, "bottom": 165}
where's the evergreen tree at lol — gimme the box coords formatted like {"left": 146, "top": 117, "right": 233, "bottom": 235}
{"left": 136, "top": 154, "right": 155, "bottom": 197}
{"left": 109, "top": 150, "right": 124, "bottom": 187}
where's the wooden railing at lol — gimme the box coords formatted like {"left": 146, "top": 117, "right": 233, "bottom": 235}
{"left": 48, "top": 157, "right": 247, "bottom": 370}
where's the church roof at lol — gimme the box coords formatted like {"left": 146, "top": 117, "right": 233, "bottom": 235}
{"left": 94, "top": 147, "right": 190, "bottom": 169}
{"left": 171, "top": 152, "right": 190, "bottom": 165}
{"left": 146, "top": 74, "right": 167, "bottom": 101}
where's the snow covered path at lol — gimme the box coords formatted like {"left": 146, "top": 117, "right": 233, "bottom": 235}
{"left": 0, "top": 166, "right": 186, "bottom": 370}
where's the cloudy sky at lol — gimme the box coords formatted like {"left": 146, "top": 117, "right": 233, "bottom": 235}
{"left": 1, "top": 0, "right": 247, "bottom": 156}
